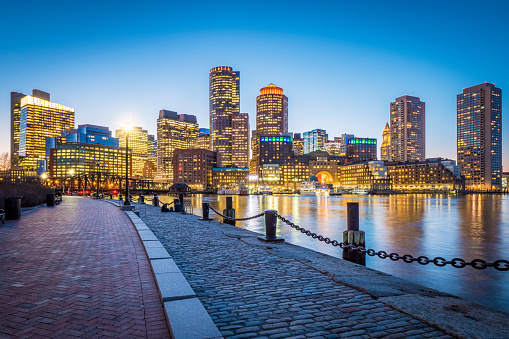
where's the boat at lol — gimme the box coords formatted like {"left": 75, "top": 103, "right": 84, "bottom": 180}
{"left": 299, "top": 181, "right": 316, "bottom": 195}
{"left": 217, "top": 186, "right": 240, "bottom": 195}
{"left": 315, "top": 184, "right": 330, "bottom": 197}
{"left": 258, "top": 185, "right": 273, "bottom": 195}
{"left": 299, "top": 181, "right": 330, "bottom": 196}
{"left": 351, "top": 188, "right": 370, "bottom": 195}
{"left": 238, "top": 182, "right": 249, "bottom": 196}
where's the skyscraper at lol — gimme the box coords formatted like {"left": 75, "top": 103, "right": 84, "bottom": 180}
{"left": 116, "top": 126, "right": 156, "bottom": 179}
{"left": 256, "top": 84, "right": 288, "bottom": 135}
{"left": 380, "top": 122, "right": 391, "bottom": 161}
{"left": 390, "top": 95, "right": 425, "bottom": 162}
{"left": 303, "top": 129, "right": 328, "bottom": 154}
{"left": 232, "top": 112, "right": 249, "bottom": 167}
{"left": 156, "top": 110, "right": 198, "bottom": 183}
{"left": 10, "top": 91, "right": 26, "bottom": 168}
{"left": 457, "top": 83, "right": 502, "bottom": 190}
{"left": 209, "top": 66, "right": 240, "bottom": 166}
{"left": 17, "top": 90, "right": 75, "bottom": 170}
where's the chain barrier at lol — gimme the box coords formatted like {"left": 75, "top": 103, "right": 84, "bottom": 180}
{"left": 275, "top": 213, "right": 509, "bottom": 271}
{"left": 207, "top": 204, "right": 265, "bottom": 221}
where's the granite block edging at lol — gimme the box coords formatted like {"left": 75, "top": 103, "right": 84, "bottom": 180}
{"left": 124, "top": 210, "right": 223, "bottom": 339}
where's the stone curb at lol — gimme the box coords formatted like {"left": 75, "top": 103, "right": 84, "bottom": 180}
{"left": 123, "top": 210, "right": 223, "bottom": 339}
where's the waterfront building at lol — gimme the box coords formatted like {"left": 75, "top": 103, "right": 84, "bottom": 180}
{"left": 194, "top": 129, "right": 211, "bottom": 151}
{"left": 386, "top": 158, "right": 462, "bottom": 191}
{"left": 390, "top": 95, "right": 425, "bottom": 162}
{"left": 14, "top": 90, "right": 75, "bottom": 170}
{"left": 212, "top": 167, "right": 249, "bottom": 189}
{"left": 309, "top": 157, "right": 341, "bottom": 185}
{"left": 380, "top": 122, "right": 391, "bottom": 161}
{"left": 323, "top": 138, "right": 341, "bottom": 156}
{"left": 339, "top": 134, "right": 377, "bottom": 163}
{"left": 49, "top": 142, "right": 130, "bottom": 181}
{"left": 116, "top": 126, "right": 156, "bottom": 179}
{"left": 249, "top": 130, "right": 259, "bottom": 175}
{"left": 173, "top": 149, "right": 218, "bottom": 190}
{"left": 0, "top": 168, "right": 39, "bottom": 184}
{"left": 457, "top": 83, "right": 502, "bottom": 190}
{"left": 232, "top": 112, "right": 250, "bottom": 167}
{"left": 293, "top": 133, "right": 304, "bottom": 156}
{"left": 209, "top": 66, "right": 240, "bottom": 166}
{"left": 303, "top": 129, "right": 328, "bottom": 154}
{"left": 339, "top": 161, "right": 391, "bottom": 191}
{"left": 156, "top": 110, "right": 198, "bottom": 183}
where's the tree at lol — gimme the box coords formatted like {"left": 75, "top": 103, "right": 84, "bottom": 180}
{"left": 0, "top": 152, "right": 10, "bottom": 171}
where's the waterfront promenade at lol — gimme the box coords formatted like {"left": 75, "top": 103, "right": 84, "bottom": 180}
{"left": 0, "top": 197, "right": 170, "bottom": 338}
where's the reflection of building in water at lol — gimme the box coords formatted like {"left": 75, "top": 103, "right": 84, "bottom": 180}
{"left": 387, "top": 194, "right": 427, "bottom": 227}
{"left": 386, "top": 158, "right": 463, "bottom": 192}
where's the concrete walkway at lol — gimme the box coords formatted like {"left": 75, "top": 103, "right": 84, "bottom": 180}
{"left": 0, "top": 197, "right": 170, "bottom": 338}
{"left": 140, "top": 205, "right": 454, "bottom": 339}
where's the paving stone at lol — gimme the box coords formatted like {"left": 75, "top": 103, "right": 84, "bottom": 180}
{"left": 138, "top": 204, "right": 452, "bottom": 339}
{"left": 0, "top": 197, "right": 170, "bottom": 338}
{"left": 155, "top": 273, "right": 196, "bottom": 300}
{"left": 151, "top": 258, "right": 181, "bottom": 274}
{"left": 164, "top": 298, "right": 222, "bottom": 339}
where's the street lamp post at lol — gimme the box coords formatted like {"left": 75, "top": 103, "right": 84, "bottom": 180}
{"left": 69, "top": 169, "right": 74, "bottom": 195}
{"left": 123, "top": 122, "right": 132, "bottom": 205}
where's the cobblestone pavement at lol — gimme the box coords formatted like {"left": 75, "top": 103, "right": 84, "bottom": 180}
{"left": 0, "top": 197, "right": 170, "bottom": 338}
{"left": 140, "top": 205, "right": 452, "bottom": 339}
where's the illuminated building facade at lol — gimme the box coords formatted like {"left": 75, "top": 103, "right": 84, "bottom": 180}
{"left": 194, "top": 129, "right": 211, "bottom": 151}
{"left": 49, "top": 143, "right": 130, "bottom": 180}
{"left": 209, "top": 66, "right": 240, "bottom": 166}
{"left": 380, "top": 122, "right": 391, "bottom": 161}
{"left": 340, "top": 134, "right": 377, "bottom": 163}
{"left": 173, "top": 149, "right": 218, "bottom": 190}
{"left": 303, "top": 129, "right": 328, "bottom": 154}
{"left": 390, "top": 95, "right": 425, "bottom": 162}
{"left": 293, "top": 133, "right": 304, "bottom": 156}
{"left": 232, "top": 112, "right": 249, "bottom": 167}
{"left": 15, "top": 90, "right": 75, "bottom": 170}
{"left": 10, "top": 91, "right": 27, "bottom": 168}
{"left": 212, "top": 168, "right": 249, "bottom": 189}
{"left": 157, "top": 110, "right": 198, "bottom": 183}
{"left": 0, "top": 168, "right": 38, "bottom": 184}
{"left": 386, "top": 158, "right": 462, "bottom": 191}
{"left": 256, "top": 84, "right": 288, "bottom": 135}
{"left": 116, "top": 126, "right": 156, "bottom": 179}
{"left": 323, "top": 137, "right": 341, "bottom": 156}
{"left": 339, "top": 161, "right": 390, "bottom": 191}
{"left": 457, "top": 83, "right": 502, "bottom": 190}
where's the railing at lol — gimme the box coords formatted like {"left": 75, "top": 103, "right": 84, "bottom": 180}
{"left": 203, "top": 202, "right": 509, "bottom": 272}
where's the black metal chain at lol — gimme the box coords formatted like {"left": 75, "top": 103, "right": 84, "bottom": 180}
{"left": 208, "top": 204, "right": 265, "bottom": 221}
{"left": 275, "top": 213, "right": 509, "bottom": 271}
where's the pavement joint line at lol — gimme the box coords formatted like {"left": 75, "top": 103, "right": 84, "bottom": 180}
{"left": 118, "top": 200, "right": 222, "bottom": 339}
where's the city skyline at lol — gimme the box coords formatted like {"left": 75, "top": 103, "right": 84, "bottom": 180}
{"left": 0, "top": 1, "right": 508, "bottom": 169}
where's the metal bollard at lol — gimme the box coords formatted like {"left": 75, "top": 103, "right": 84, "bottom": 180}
{"left": 258, "top": 210, "right": 284, "bottom": 243}
{"left": 342, "top": 202, "right": 365, "bottom": 265}
{"left": 222, "top": 197, "right": 235, "bottom": 225}
{"left": 174, "top": 198, "right": 181, "bottom": 212}
{"left": 199, "top": 202, "right": 213, "bottom": 221}
{"left": 178, "top": 193, "right": 184, "bottom": 205}
{"left": 138, "top": 195, "right": 144, "bottom": 204}
{"left": 152, "top": 194, "right": 159, "bottom": 206}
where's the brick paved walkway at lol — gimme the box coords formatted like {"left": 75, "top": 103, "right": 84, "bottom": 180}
{"left": 140, "top": 205, "right": 451, "bottom": 339}
{"left": 0, "top": 197, "right": 170, "bottom": 338}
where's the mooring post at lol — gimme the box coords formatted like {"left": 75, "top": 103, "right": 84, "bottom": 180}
{"left": 343, "top": 202, "right": 366, "bottom": 265}
{"left": 173, "top": 198, "right": 181, "bottom": 212}
{"left": 199, "top": 202, "right": 213, "bottom": 221}
{"left": 222, "top": 196, "right": 235, "bottom": 225}
{"left": 258, "top": 210, "right": 284, "bottom": 243}
{"left": 152, "top": 194, "right": 159, "bottom": 206}
{"left": 178, "top": 193, "right": 184, "bottom": 205}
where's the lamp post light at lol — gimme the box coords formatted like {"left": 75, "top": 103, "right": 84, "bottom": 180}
{"left": 69, "top": 169, "right": 75, "bottom": 195}
{"left": 123, "top": 122, "right": 132, "bottom": 205}
{"left": 41, "top": 173, "right": 48, "bottom": 185}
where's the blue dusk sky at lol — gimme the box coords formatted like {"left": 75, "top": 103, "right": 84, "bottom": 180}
{"left": 1, "top": 0, "right": 508, "bottom": 169}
